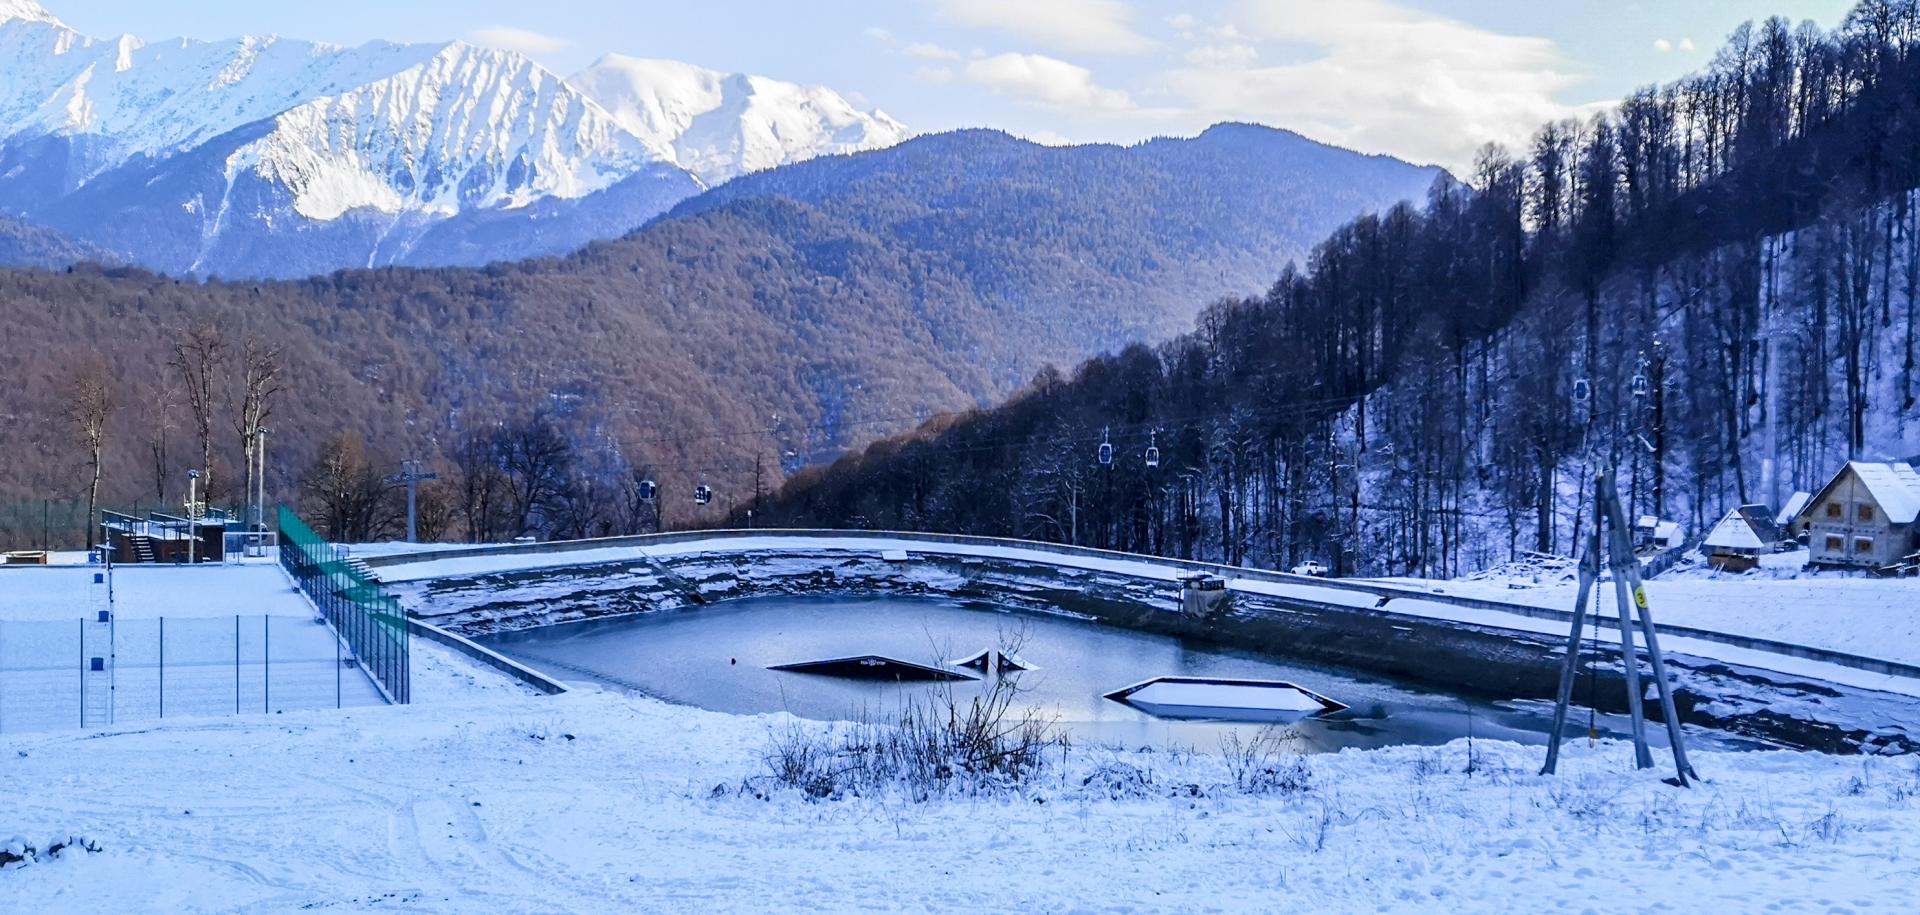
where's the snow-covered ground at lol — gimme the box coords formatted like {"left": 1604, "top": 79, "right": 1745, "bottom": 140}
{"left": 1374, "top": 548, "right": 1920, "bottom": 668}
{"left": 0, "top": 564, "right": 309, "bottom": 621}
{"left": 0, "top": 563, "right": 388, "bottom": 732}
{"left": 5, "top": 541, "right": 1919, "bottom": 910}
{"left": 8, "top": 679, "right": 1920, "bottom": 912}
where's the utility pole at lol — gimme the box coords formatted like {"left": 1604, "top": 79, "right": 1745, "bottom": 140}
{"left": 384, "top": 460, "right": 439, "bottom": 543}
{"left": 186, "top": 469, "right": 200, "bottom": 565}
{"left": 1761, "top": 238, "right": 1784, "bottom": 511}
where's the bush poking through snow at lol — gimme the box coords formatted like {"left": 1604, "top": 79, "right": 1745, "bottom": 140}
{"left": 1081, "top": 762, "right": 1155, "bottom": 800}
{"left": 1221, "top": 728, "right": 1313, "bottom": 796}
{"left": 757, "top": 673, "right": 1061, "bottom": 801}
{"left": 1, "top": 835, "right": 101, "bottom": 868}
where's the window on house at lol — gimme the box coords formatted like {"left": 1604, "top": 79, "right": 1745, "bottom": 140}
{"left": 1825, "top": 535, "right": 1844, "bottom": 552}
{"left": 1854, "top": 537, "right": 1874, "bottom": 555}
{"left": 1859, "top": 503, "right": 1875, "bottom": 522}
{"left": 1826, "top": 502, "right": 1843, "bottom": 519}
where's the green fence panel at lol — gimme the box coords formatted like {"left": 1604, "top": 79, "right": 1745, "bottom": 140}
{"left": 276, "top": 507, "right": 409, "bottom": 703}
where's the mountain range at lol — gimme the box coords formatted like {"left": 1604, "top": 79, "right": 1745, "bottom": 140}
{"left": 0, "top": 123, "right": 1441, "bottom": 527}
{"left": 0, "top": 1, "right": 908, "bottom": 277}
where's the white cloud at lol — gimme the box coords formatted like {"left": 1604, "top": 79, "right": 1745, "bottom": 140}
{"left": 916, "top": 66, "right": 958, "bottom": 85}
{"left": 467, "top": 26, "right": 570, "bottom": 55}
{"left": 1186, "top": 42, "right": 1259, "bottom": 69}
{"left": 1167, "top": 13, "right": 1200, "bottom": 38}
{"left": 1023, "top": 129, "right": 1076, "bottom": 146}
{"left": 936, "top": 0, "right": 1156, "bottom": 55}
{"left": 1653, "top": 38, "right": 1673, "bottom": 53}
{"left": 964, "top": 52, "right": 1134, "bottom": 112}
{"left": 1679, "top": 38, "right": 1696, "bottom": 52}
{"left": 1153, "top": 0, "right": 1587, "bottom": 171}
{"left": 905, "top": 42, "right": 963, "bottom": 61}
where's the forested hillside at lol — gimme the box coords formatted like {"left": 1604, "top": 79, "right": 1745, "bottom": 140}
{"left": 0, "top": 125, "right": 1435, "bottom": 545}
{"left": 0, "top": 215, "right": 113, "bottom": 270}
{"left": 749, "top": 3, "right": 1920, "bottom": 578}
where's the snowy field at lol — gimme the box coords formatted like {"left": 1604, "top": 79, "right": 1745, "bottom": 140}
{"left": 0, "top": 564, "right": 386, "bottom": 732}
{"left": 0, "top": 563, "right": 310, "bottom": 621}
{"left": 1375, "top": 549, "right": 1920, "bottom": 668}
{"left": 7, "top": 674, "right": 1920, "bottom": 912}
{"left": 5, "top": 546, "right": 1920, "bottom": 910}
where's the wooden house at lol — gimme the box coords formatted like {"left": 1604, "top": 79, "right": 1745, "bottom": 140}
{"left": 1795, "top": 462, "right": 1920, "bottom": 573}
{"left": 1702, "top": 507, "right": 1771, "bottom": 571}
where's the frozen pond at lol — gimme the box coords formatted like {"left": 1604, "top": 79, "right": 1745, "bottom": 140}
{"left": 481, "top": 595, "right": 1760, "bottom": 753}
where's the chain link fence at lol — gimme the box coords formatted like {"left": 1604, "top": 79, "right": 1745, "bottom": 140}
{"left": 0, "top": 614, "right": 387, "bottom": 733}
{"left": 277, "top": 507, "right": 410, "bottom": 703}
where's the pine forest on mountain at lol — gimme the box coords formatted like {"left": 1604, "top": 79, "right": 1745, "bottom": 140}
{"left": 750, "top": 3, "right": 1920, "bottom": 578}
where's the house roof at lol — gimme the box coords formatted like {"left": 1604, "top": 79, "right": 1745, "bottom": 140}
{"left": 1703, "top": 509, "right": 1768, "bottom": 551}
{"left": 1851, "top": 462, "right": 1920, "bottom": 524}
{"left": 1775, "top": 491, "right": 1811, "bottom": 526}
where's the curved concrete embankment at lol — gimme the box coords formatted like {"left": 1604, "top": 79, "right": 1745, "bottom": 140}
{"left": 369, "top": 530, "right": 1920, "bottom": 754}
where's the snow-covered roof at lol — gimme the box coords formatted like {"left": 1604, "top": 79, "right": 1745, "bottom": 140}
{"left": 1849, "top": 462, "right": 1920, "bottom": 524}
{"left": 1654, "top": 521, "right": 1683, "bottom": 542}
{"left": 1776, "top": 491, "right": 1812, "bottom": 527}
{"left": 1703, "top": 509, "right": 1768, "bottom": 551}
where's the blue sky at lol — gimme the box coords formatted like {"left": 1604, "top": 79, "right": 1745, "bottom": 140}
{"left": 44, "top": 0, "right": 1861, "bottom": 171}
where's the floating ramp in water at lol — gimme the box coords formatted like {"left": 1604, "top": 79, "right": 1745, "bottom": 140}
{"left": 950, "top": 648, "right": 1037, "bottom": 673}
{"left": 769, "top": 655, "right": 978, "bottom": 681}
{"left": 1104, "top": 676, "right": 1347, "bottom": 722}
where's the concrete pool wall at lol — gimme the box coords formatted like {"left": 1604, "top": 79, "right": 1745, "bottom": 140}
{"left": 371, "top": 531, "right": 1920, "bottom": 754}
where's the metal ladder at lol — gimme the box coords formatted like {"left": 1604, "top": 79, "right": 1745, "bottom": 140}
{"left": 81, "top": 575, "right": 114, "bottom": 728}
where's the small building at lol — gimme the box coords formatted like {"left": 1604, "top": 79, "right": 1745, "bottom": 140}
{"left": 1702, "top": 508, "right": 1771, "bottom": 571}
{"left": 1795, "top": 462, "right": 1920, "bottom": 572}
{"left": 1775, "top": 491, "right": 1812, "bottom": 538}
{"left": 1634, "top": 516, "right": 1685, "bottom": 551}
{"left": 101, "top": 510, "right": 228, "bottom": 564}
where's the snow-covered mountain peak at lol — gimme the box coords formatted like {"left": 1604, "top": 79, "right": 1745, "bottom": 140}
{"left": 570, "top": 53, "right": 910, "bottom": 185}
{"left": 0, "top": 0, "right": 62, "bottom": 27}
{"left": 0, "top": 6, "right": 910, "bottom": 276}
{"left": 238, "top": 39, "right": 678, "bottom": 219}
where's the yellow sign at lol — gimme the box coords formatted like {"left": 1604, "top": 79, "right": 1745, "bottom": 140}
{"left": 1633, "top": 586, "right": 1649, "bottom": 609}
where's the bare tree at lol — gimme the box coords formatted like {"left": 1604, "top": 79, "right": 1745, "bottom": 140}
{"left": 169, "top": 321, "right": 229, "bottom": 508}
{"left": 232, "top": 335, "right": 284, "bottom": 530}
{"left": 299, "top": 432, "right": 390, "bottom": 541}
{"left": 496, "top": 413, "right": 575, "bottom": 536}
{"left": 62, "top": 356, "right": 113, "bottom": 544}
{"left": 144, "top": 376, "right": 179, "bottom": 506}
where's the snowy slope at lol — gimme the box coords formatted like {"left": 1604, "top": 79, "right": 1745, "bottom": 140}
{"left": 7, "top": 684, "right": 1920, "bottom": 911}
{"left": 569, "top": 54, "right": 909, "bottom": 186}
{"left": 0, "top": 2, "right": 908, "bottom": 276}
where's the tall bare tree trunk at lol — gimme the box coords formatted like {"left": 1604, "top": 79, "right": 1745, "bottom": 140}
{"left": 63, "top": 357, "right": 113, "bottom": 547}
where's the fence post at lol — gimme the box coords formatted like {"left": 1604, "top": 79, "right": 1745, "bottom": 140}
{"left": 335, "top": 623, "right": 341, "bottom": 710}
{"left": 78, "top": 618, "right": 85, "bottom": 729}
{"left": 264, "top": 615, "right": 270, "bottom": 714}
{"left": 234, "top": 615, "right": 240, "bottom": 716}
{"left": 159, "top": 617, "right": 165, "bottom": 719}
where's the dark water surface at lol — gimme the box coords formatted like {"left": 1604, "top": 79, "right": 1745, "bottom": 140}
{"left": 480, "top": 595, "right": 1759, "bottom": 753}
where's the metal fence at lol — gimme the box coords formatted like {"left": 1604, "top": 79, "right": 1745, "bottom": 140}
{"left": 0, "top": 614, "right": 387, "bottom": 733}
{"left": 277, "top": 507, "right": 410, "bottom": 703}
